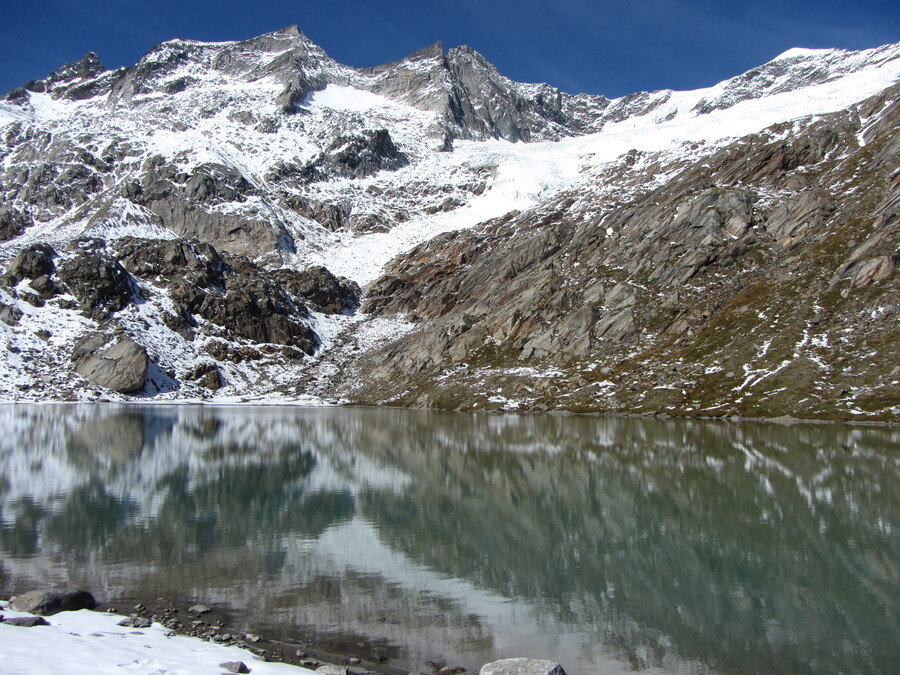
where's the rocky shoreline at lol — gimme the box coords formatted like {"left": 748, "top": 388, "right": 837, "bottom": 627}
{"left": 2, "top": 589, "right": 566, "bottom": 675}
{"left": 2, "top": 589, "right": 403, "bottom": 674}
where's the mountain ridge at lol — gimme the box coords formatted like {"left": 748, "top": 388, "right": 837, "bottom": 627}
{"left": 0, "top": 27, "right": 897, "bottom": 420}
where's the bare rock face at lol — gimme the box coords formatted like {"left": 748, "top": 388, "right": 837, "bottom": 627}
{"left": 5, "top": 243, "right": 56, "bottom": 281}
{"left": 130, "top": 159, "right": 292, "bottom": 257}
{"left": 56, "top": 250, "right": 135, "bottom": 319}
{"left": 75, "top": 339, "right": 148, "bottom": 394}
{"left": 9, "top": 589, "right": 97, "bottom": 616}
{"left": 0, "top": 206, "right": 33, "bottom": 242}
{"left": 364, "top": 42, "right": 611, "bottom": 142}
{"left": 299, "top": 129, "right": 408, "bottom": 183}
{"left": 274, "top": 265, "right": 361, "bottom": 314}
{"left": 347, "top": 86, "right": 900, "bottom": 421}
{"left": 479, "top": 659, "right": 567, "bottom": 675}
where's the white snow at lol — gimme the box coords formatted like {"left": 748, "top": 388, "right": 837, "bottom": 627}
{"left": 0, "top": 601, "right": 314, "bottom": 675}
{"left": 301, "top": 43, "right": 900, "bottom": 286}
{"left": 308, "top": 84, "right": 400, "bottom": 112}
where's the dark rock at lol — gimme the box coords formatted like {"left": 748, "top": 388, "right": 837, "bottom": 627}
{"left": 9, "top": 589, "right": 97, "bottom": 616}
{"left": 300, "top": 129, "right": 408, "bottom": 183}
{"left": 57, "top": 251, "right": 135, "bottom": 319}
{"left": 274, "top": 266, "right": 361, "bottom": 314}
{"left": 0, "top": 207, "right": 33, "bottom": 242}
{"left": 74, "top": 339, "right": 148, "bottom": 393}
{"left": 20, "top": 292, "right": 44, "bottom": 308}
{"left": 118, "top": 615, "right": 152, "bottom": 628}
{"left": 187, "top": 362, "right": 223, "bottom": 390}
{"left": 478, "top": 659, "right": 567, "bottom": 675}
{"left": 117, "top": 237, "right": 223, "bottom": 285}
{"left": 219, "top": 662, "right": 251, "bottom": 674}
{"left": 4, "top": 616, "right": 50, "bottom": 627}
{"left": 0, "top": 302, "right": 23, "bottom": 326}
{"left": 22, "top": 52, "right": 107, "bottom": 100}
{"left": 5, "top": 243, "right": 56, "bottom": 280}
{"left": 30, "top": 274, "right": 59, "bottom": 298}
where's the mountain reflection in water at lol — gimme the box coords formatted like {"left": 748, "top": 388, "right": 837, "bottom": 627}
{"left": 0, "top": 405, "right": 897, "bottom": 674}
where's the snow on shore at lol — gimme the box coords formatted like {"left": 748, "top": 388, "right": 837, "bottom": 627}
{"left": 0, "top": 601, "right": 315, "bottom": 675}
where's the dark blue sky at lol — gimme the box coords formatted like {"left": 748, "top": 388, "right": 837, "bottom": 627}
{"left": 1, "top": 1, "right": 897, "bottom": 98}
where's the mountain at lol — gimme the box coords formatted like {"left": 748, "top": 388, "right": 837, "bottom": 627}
{"left": 0, "top": 27, "right": 897, "bottom": 421}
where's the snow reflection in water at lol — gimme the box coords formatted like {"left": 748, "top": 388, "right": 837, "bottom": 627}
{"left": 0, "top": 404, "right": 897, "bottom": 674}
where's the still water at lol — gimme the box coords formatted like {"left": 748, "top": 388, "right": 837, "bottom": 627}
{"left": 0, "top": 404, "right": 897, "bottom": 674}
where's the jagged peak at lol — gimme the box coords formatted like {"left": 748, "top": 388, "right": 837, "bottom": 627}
{"left": 407, "top": 41, "right": 444, "bottom": 61}
{"left": 274, "top": 24, "right": 303, "bottom": 38}
{"left": 49, "top": 51, "right": 106, "bottom": 81}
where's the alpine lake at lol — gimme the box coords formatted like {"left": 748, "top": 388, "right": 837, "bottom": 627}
{"left": 0, "top": 404, "right": 897, "bottom": 674}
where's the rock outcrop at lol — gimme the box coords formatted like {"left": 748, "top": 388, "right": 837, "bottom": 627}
{"left": 345, "top": 85, "right": 900, "bottom": 420}
{"left": 75, "top": 338, "right": 148, "bottom": 393}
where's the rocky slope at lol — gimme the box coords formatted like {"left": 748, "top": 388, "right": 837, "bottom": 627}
{"left": 0, "top": 27, "right": 897, "bottom": 421}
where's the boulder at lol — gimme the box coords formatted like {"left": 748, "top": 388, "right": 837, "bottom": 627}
{"left": 0, "top": 302, "right": 23, "bottom": 326}
{"left": 219, "top": 663, "right": 251, "bottom": 674}
{"left": 5, "top": 243, "right": 56, "bottom": 280}
{"left": 479, "top": 659, "right": 567, "bottom": 675}
{"left": 3, "top": 616, "right": 50, "bottom": 627}
{"left": 9, "top": 589, "right": 96, "bottom": 616}
{"left": 118, "top": 615, "right": 152, "bottom": 628}
{"left": 57, "top": 251, "right": 134, "bottom": 319}
{"left": 75, "top": 339, "right": 148, "bottom": 393}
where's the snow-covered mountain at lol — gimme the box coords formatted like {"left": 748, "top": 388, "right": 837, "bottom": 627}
{"left": 0, "top": 26, "right": 897, "bottom": 420}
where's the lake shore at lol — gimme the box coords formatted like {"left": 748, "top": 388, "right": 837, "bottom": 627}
{"left": 2, "top": 591, "right": 415, "bottom": 675}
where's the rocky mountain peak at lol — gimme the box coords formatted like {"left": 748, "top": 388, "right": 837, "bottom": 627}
{"left": 407, "top": 41, "right": 445, "bottom": 61}
{"left": 0, "top": 29, "right": 897, "bottom": 418}
{"left": 5, "top": 51, "right": 107, "bottom": 102}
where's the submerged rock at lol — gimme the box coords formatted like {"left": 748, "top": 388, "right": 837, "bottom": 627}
{"left": 478, "top": 659, "right": 567, "bottom": 675}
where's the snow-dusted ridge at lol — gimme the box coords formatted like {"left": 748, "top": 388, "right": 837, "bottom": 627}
{"left": 0, "top": 28, "right": 898, "bottom": 411}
